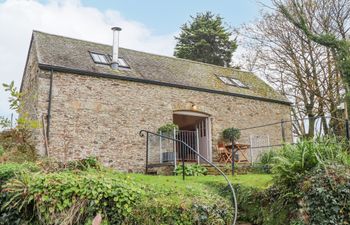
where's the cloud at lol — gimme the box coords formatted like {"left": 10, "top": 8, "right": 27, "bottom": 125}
{"left": 0, "top": 0, "right": 177, "bottom": 117}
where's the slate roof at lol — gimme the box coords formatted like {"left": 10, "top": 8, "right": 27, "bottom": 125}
{"left": 31, "top": 31, "right": 289, "bottom": 105}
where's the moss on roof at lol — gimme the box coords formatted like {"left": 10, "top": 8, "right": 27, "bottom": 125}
{"left": 32, "top": 30, "right": 288, "bottom": 103}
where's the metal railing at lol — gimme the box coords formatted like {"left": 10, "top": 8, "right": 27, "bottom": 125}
{"left": 176, "top": 130, "right": 198, "bottom": 161}
{"left": 139, "top": 130, "right": 238, "bottom": 225}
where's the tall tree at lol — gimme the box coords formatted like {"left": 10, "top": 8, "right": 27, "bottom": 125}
{"left": 276, "top": 0, "right": 350, "bottom": 120}
{"left": 174, "top": 11, "right": 237, "bottom": 66}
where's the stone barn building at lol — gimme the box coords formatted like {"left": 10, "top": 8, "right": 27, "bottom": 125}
{"left": 20, "top": 29, "right": 291, "bottom": 172}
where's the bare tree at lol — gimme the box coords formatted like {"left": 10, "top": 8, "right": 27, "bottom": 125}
{"left": 237, "top": 0, "right": 349, "bottom": 138}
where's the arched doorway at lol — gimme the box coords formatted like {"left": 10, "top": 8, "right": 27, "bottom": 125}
{"left": 173, "top": 110, "right": 212, "bottom": 163}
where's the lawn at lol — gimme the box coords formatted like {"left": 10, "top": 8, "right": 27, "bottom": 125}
{"left": 117, "top": 173, "right": 272, "bottom": 205}
{"left": 129, "top": 173, "right": 272, "bottom": 190}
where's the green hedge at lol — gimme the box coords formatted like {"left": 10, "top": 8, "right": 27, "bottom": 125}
{"left": 0, "top": 166, "right": 233, "bottom": 224}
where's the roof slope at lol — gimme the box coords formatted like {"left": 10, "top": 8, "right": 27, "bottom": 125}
{"left": 32, "top": 31, "right": 289, "bottom": 104}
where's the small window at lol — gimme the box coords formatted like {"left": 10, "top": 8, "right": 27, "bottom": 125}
{"left": 117, "top": 58, "right": 129, "bottom": 68}
{"left": 91, "top": 52, "right": 130, "bottom": 68}
{"left": 90, "top": 52, "right": 109, "bottom": 64}
{"left": 230, "top": 78, "right": 248, "bottom": 88}
{"left": 218, "top": 75, "right": 248, "bottom": 88}
{"left": 218, "top": 76, "right": 234, "bottom": 85}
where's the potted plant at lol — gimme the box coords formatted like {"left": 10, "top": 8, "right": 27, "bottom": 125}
{"left": 222, "top": 127, "right": 241, "bottom": 143}
{"left": 157, "top": 123, "right": 179, "bottom": 162}
{"left": 222, "top": 127, "right": 241, "bottom": 175}
{"left": 157, "top": 123, "right": 179, "bottom": 136}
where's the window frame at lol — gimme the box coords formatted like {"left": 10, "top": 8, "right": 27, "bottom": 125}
{"left": 217, "top": 75, "right": 249, "bottom": 89}
{"left": 89, "top": 51, "right": 131, "bottom": 69}
{"left": 89, "top": 51, "right": 110, "bottom": 65}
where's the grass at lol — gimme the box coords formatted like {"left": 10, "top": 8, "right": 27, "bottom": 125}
{"left": 117, "top": 173, "right": 272, "bottom": 205}
{"left": 129, "top": 173, "right": 272, "bottom": 190}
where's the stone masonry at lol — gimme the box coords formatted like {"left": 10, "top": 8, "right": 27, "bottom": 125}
{"left": 28, "top": 70, "right": 291, "bottom": 172}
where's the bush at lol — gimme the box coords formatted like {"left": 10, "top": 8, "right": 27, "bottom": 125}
{"left": 257, "top": 149, "right": 279, "bottom": 173}
{"left": 300, "top": 166, "right": 350, "bottom": 225}
{"left": 0, "top": 162, "right": 40, "bottom": 224}
{"left": 0, "top": 129, "right": 37, "bottom": 163}
{"left": 222, "top": 127, "right": 241, "bottom": 142}
{"left": 174, "top": 164, "right": 208, "bottom": 176}
{"left": 2, "top": 170, "right": 143, "bottom": 225}
{"left": 0, "top": 162, "right": 39, "bottom": 187}
{"left": 271, "top": 137, "right": 350, "bottom": 188}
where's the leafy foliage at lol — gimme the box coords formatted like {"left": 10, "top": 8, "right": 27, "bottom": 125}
{"left": 2, "top": 82, "right": 22, "bottom": 112}
{"left": 174, "top": 164, "right": 208, "bottom": 176}
{"left": 174, "top": 11, "right": 237, "bottom": 66}
{"left": 0, "top": 163, "right": 241, "bottom": 224}
{"left": 300, "top": 166, "right": 350, "bottom": 225}
{"left": 271, "top": 137, "right": 350, "bottom": 188}
{"left": 0, "top": 162, "right": 39, "bottom": 187}
{"left": 222, "top": 127, "right": 241, "bottom": 142}
{"left": 2, "top": 170, "right": 143, "bottom": 225}
{"left": 157, "top": 123, "right": 179, "bottom": 134}
{"left": 0, "top": 116, "right": 11, "bottom": 129}
{"left": 258, "top": 149, "right": 279, "bottom": 173}
{"left": 0, "top": 129, "right": 37, "bottom": 163}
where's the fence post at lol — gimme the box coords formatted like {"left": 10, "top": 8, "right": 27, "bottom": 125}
{"left": 173, "top": 128, "right": 177, "bottom": 170}
{"left": 346, "top": 119, "right": 350, "bottom": 141}
{"left": 145, "top": 132, "right": 149, "bottom": 174}
{"left": 281, "top": 119, "right": 286, "bottom": 143}
{"left": 182, "top": 146, "right": 185, "bottom": 180}
{"left": 231, "top": 138, "right": 235, "bottom": 176}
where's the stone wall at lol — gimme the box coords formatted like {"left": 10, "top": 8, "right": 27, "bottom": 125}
{"left": 29, "top": 70, "right": 291, "bottom": 172}
{"left": 20, "top": 39, "right": 48, "bottom": 156}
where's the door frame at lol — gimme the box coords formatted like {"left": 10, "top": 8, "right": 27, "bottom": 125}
{"left": 173, "top": 110, "right": 212, "bottom": 163}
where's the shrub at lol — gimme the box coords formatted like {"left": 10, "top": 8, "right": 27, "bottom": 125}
{"left": 257, "top": 149, "right": 279, "bottom": 173}
{"left": 0, "top": 162, "right": 39, "bottom": 187}
{"left": 175, "top": 164, "right": 208, "bottom": 176}
{"left": 222, "top": 127, "right": 241, "bottom": 142}
{"left": 66, "top": 156, "right": 101, "bottom": 171}
{"left": 157, "top": 123, "right": 179, "bottom": 134}
{"left": 0, "top": 129, "right": 37, "bottom": 163}
{"left": 2, "top": 170, "right": 143, "bottom": 225}
{"left": 0, "top": 162, "right": 40, "bottom": 224}
{"left": 271, "top": 137, "right": 350, "bottom": 188}
{"left": 300, "top": 166, "right": 350, "bottom": 225}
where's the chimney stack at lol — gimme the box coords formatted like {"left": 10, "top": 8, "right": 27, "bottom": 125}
{"left": 111, "top": 27, "right": 122, "bottom": 69}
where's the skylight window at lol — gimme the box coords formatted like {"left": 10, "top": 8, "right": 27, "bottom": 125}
{"left": 218, "top": 76, "right": 233, "bottom": 85}
{"left": 218, "top": 76, "right": 248, "bottom": 88}
{"left": 90, "top": 52, "right": 109, "bottom": 64}
{"left": 230, "top": 78, "right": 248, "bottom": 88}
{"left": 117, "top": 58, "right": 129, "bottom": 68}
{"left": 90, "top": 52, "right": 130, "bottom": 68}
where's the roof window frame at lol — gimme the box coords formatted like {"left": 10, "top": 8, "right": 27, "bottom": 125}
{"left": 217, "top": 75, "right": 249, "bottom": 89}
{"left": 89, "top": 51, "right": 110, "bottom": 65}
{"left": 89, "top": 51, "right": 130, "bottom": 69}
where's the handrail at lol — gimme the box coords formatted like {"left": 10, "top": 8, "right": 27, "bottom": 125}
{"left": 139, "top": 130, "right": 238, "bottom": 225}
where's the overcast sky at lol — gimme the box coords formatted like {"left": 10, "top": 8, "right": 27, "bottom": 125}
{"left": 0, "top": 0, "right": 268, "bottom": 117}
